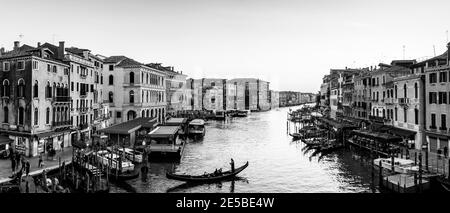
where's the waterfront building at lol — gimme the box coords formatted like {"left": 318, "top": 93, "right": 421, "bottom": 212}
{"left": 368, "top": 62, "right": 412, "bottom": 124}
{"left": 55, "top": 45, "right": 100, "bottom": 144}
{"left": 423, "top": 44, "right": 450, "bottom": 153}
{"left": 352, "top": 69, "right": 372, "bottom": 121}
{"left": 328, "top": 68, "right": 362, "bottom": 119}
{"left": 391, "top": 74, "right": 425, "bottom": 150}
{"left": 0, "top": 41, "right": 71, "bottom": 157}
{"left": 319, "top": 75, "right": 331, "bottom": 112}
{"left": 278, "top": 91, "right": 301, "bottom": 107}
{"left": 103, "top": 56, "right": 167, "bottom": 124}
{"left": 228, "top": 78, "right": 271, "bottom": 111}
{"left": 270, "top": 90, "right": 279, "bottom": 109}
{"left": 146, "top": 63, "right": 190, "bottom": 113}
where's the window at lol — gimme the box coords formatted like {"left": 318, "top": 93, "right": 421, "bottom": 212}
{"left": 47, "top": 64, "right": 51, "bottom": 72}
{"left": 46, "top": 108, "right": 50, "bottom": 124}
{"left": 45, "top": 82, "right": 52, "bottom": 98}
{"left": 109, "top": 75, "right": 114, "bottom": 85}
{"left": 429, "top": 92, "right": 437, "bottom": 104}
{"left": 109, "top": 65, "right": 114, "bottom": 71}
{"left": 211, "top": 82, "right": 215, "bottom": 87}
{"left": 211, "top": 97, "right": 215, "bottom": 104}
{"left": 34, "top": 108, "right": 38, "bottom": 126}
{"left": 17, "top": 61, "right": 25, "bottom": 70}
{"left": 403, "top": 84, "right": 407, "bottom": 98}
{"left": 414, "top": 83, "right": 418, "bottom": 99}
{"left": 3, "top": 62, "right": 10, "bottom": 71}
{"left": 130, "top": 72, "right": 135, "bottom": 84}
{"left": 31, "top": 61, "right": 38, "bottom": 70}
{"left": 18, "top": 107, "right": 24, "bottom": 125}
{"left": 77, "top": 83, "right": 79, "bottom": 91}
{"left": 116, "top": 111, "right": 122, "bottom": 118}
{"left": 101, "top": 75, "right": 103, "bottom": 84}
{"left": 17, "top": 79, "right": 25, "bottom": 98}
{"left": 404, "top": 108, "right": 407, "bottom": 122}
{"left": 441, "top": 114, "right": 447, "bottom": 129}
{"left": 439, "top": 92, "right": 447, "bottom": 104}
{"left": 394, "top": 85, "right": 397, "bottom": 98}
{"left": 108, "top": 91, "right": 114, "bottom": 103}
{"left": 3, "top": 107, "right": 8, "bottom": 123}
{"left": 71, "top": 82, "right": 74, "bottom": 91}
{"left": 414, "top": 108, "right": 418, "bottom": 125}
{"left": 33, "top": 81, "right": 38, "bottom": 98}
{"left": 395, "top": 107, "right": 398, "bottom": 121}
{"left": 431, "top": 113, "right": 436, "bottom": 128}
{"left": 129, "top": 90, "right": 135, "bottom": 103}
{"left": 439, "top": 71, "right": 447, "bottom": 82}
{"left": 429, "top": 73, "right": 437, "bottom": 83}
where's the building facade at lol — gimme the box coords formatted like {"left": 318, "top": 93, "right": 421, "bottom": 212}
{"left": 0, "top": 41, "right": 71, "bottom": 157}
{"left": 103, "top": 56, "right": 167, "bottom": 125}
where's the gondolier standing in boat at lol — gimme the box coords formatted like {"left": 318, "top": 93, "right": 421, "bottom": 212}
{"left": 230, "top": 158, "right": 235, "bottom": 173}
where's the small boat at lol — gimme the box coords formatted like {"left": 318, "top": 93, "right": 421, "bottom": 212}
{"left": 373, "top": 157, "right": 419, "bottom": 174}
{"left": 188, "top": 119, "right": 206, "bottom": 137}
{"left": 166, "top": 161, "right": 249, "bottom": 182}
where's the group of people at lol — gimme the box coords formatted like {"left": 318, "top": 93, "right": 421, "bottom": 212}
{"left": 9, "top": 150, "right": 31, "bottom": 186}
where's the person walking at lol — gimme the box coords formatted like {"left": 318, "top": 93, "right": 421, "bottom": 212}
{"left": 15, "top": 153, "right": 21, "bottom": 171}
{"left": 11, "top": 157, "right": 16, "bottom": 174}
{"left": 25, "top": 161, "right": 30, "bottom": 177}
{"left": 444, "top": 146, "right": 448, "bottom": 158}
{"left": 38, "top": 154, "right": 43, "bottom": 168}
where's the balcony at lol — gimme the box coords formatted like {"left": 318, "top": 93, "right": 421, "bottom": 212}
{"left": 77, "top": 107, "right": 89, "bottom": 114}
{"left": 78, "top": 123, "right": 89, "bottom": 130}
{"left": 80, "top": 73, "right": 87, "bottom": 79}
{"left": 95, "top": 114, "right": 111, "bottom": 121}
{"left": 398, "top": 98, "right": 410, "bottom": 105}
{"left": 52, "top": 120, "right": 72, "bottom": 129}
{"left": 54, "top": 96, "right": 71, "bottom": 103}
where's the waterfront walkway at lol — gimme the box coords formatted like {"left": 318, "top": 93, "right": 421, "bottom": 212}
{"left": 0, "top": 147, "right": 73, "bottom": 184}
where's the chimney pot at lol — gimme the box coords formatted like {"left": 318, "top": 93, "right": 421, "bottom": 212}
{"left": 58, "top": 41, "right": 65, "bottom": 60}
{"left": 13, "top": 41, "right": 20, "bottom": 50}
{"left": 37, "top": 42, "right": 41, "bottom": 47}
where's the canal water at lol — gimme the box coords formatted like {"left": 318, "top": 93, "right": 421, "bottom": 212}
{"left": 111, "top": 104, "right": 379, "bottom": 193}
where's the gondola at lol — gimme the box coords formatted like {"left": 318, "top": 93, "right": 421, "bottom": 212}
{"left": 108, "top": 169, "right": 140, "bottom": 181}
{"left": 166, "top": 161, "right": 249, "bottom": 182}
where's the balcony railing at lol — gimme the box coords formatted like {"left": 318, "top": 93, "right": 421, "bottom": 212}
{"left": 54, "top": 96, "right": 71, "bottom": 102}
{"left": 399, "top": 98, "right": 410, "bottom": 105}
{"left": 52, "top": 120, "right": 72, "bottom": 127}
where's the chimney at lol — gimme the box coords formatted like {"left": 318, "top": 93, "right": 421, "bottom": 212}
{"left": 58, "top": 41, "right": 65, "bottom": 60}
{"left": 447, "top": 42, "right": 450, "bottom": 65}
{"left": 37, "top": 42, "right": 41, "bottom": 47}
{"left": 13, "top": 41, "right": 20, "bottom": 50}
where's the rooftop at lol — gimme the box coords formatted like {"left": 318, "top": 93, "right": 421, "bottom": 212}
{"left": 148, "top": 126, "right": 180, "bottom": 137}
{"left": 98, "top": 117, "right": 157, "bottom": 135}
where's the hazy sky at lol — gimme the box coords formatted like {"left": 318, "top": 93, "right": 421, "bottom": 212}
{"left": 1, "top": 0, "right": 450, "bottom": 92}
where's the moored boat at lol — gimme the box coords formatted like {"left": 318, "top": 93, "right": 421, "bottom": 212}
{"left": 373, "top": 157, "right": 419, "bottom": 174}
{"left": 188, "top": 119, "right": 206, "bottom": 138}
{"left": 166, "top": 161, "right": 249, "bottom": 183}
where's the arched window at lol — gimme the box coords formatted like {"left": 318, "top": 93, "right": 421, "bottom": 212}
{"left": 18, "top": 107, "right": 24, "bottom": 125}
{"left": 403, "top": 84, "right": 407, "bottom": 98}
{"left": 129, "top": 90, "right": 134, "bottom": 103}
{"left": 141, "top": 72, "right": 144, "bottom": 84}
{"left": 17, "top": 79, "right": 25, "bottom": 98}
{"left": 52, "top": 82, "right": 56, "bottom": 98}
{"left": 414, "top": 82, "right": 418, "bottom": 99}
{"left": 109, "top": 75, "right": 114, "bottom": 85}
{"left": 146, "top": 91, "right": 149, "bottom": 102}
{"left": 146, "top": 109, "right": 149, "bottom": 117}
{"left": 34, "top": 108, "right": 38, "bottom": 126}
{"left": 46, "top": 107, "right": 50, "bottom": 124}
{"left": 45, "top": 81, "right": 51, "bottom": 98}
{"left": 1, "top": 79, "right": 10, "bottom": 97}
{"left": 127, "top": 110, "right": 136, "bottom": 121}
{"left": 3, "top": 106, "right": 8, "bottom": 123}
{"left": 130, "top": 72, "right": 135, "bottom": 84}
{"left": 33, "top": 81, "right": 39, "bottom": 98}
{"left": 108, "top": 91, "right": 114, "bottom": 103}
{"left": 146, "top": 73, "right": 149, "bottom": 84}
{"left": 141, "top": 110, "right": 145, "bottom": 117}
{"left": 394, "top": 85, "right": 398, "bottom": 98}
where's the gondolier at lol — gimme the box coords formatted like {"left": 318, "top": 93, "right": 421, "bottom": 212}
{"left": 166, "top": 161, "right": 249, "bottom": 183}
{"left": 230, "top": 158, "right": 235, "bottom": 173}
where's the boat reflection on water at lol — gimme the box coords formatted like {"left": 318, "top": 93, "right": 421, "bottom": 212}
{"left": 166, "top": 177, "right": 249, "bottom": 193}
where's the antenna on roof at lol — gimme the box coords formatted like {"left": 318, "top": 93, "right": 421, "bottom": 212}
{"left": 403, "top": 45, "right": 406, "bottom": 60}
{"left": 433, "top": 45, "right": 436, "bottom": 57}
